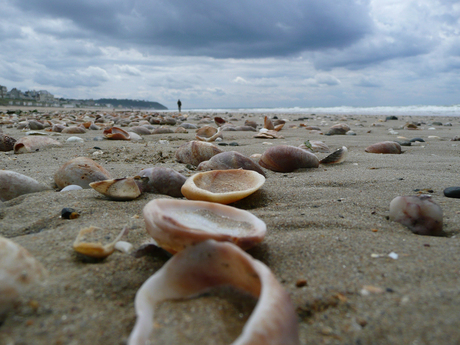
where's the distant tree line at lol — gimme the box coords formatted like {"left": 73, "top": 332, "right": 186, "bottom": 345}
{"left": 94, "top": 98, "right": 168, "bottom": 110}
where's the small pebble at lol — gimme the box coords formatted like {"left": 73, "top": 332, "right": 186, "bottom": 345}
{"left": 444, "top": 187, "right": 460, "bottom": 198}
{"left": 93, "top": 136, "right": 105, "bottom": 141}
{"left": 409, "top": 137, "right": 425, "bottom": 143}
{"left": 295, "top": 279, "right": 308, "bottom": 287}
{"left": 61, "top": 208, "right": 80, "bottom": 220}
{"left": 228, "top": 142, "right": 239, "bottom": 146}
{"left": 60, "top": 185, "right": 83, "bottom": 192}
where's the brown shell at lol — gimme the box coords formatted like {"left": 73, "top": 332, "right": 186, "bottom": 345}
{"left": 54, "top": 157, "right": 111, "bottom": 189}
{"left": 0, "top": 134, "right": 16, "bottom": 152}
{"left": 129, "top": 126, "right": 152, "bottom": 135}
{"left": 259, "top": 145, "right": 320, "bottom": 172}
{"left": 365, "top": 141, "right": 402, "bottom": 154}
{"left": 62, "top": 126, "right": 86, "bottom": 134}
{"left": 152, "top": 127, "right": 174, "bottom": 134}
{"left": 103, "top": 127, "right": 130, "bottom": 140}
{"left": 175, "top": 140, "right": 223, "bottom": 166}
{"left": 197, "top": 151, "right": 266, "bottom": 177}
{"left": 326, "top": 123, "right": 350, "bottom": 135}
{"left": 14, "top": 136, "right": 62, "bottom": 154}
{"left": 138, "top": 167, "right": 187, "bottom": 197}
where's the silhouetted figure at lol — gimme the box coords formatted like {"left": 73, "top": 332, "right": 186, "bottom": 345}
{"left": 177, "top": 99, "right": 182, "bottom": 112}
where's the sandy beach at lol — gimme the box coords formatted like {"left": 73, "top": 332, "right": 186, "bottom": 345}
{"left": 1, "top": 107, "right": 459, "bottom": 345}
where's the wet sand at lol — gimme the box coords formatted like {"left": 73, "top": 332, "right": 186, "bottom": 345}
{"left": 1, "top": 109, "right": 460, "bottom": 344}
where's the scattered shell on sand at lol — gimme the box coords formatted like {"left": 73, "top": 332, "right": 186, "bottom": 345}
{"left": 259, "top": 145, "right": 320, "bottom": 172}
{"left": 197, "top": 151, "right": 266, "bottom": 177}
{"left": 0, "top": 134, "right": 16, "bottom": 151}
{"left": 62, "top": 126, "right": 86, "bottom": 134}
{"left": 103, "top": 126, "right": 131, "bottom": 140}
{"left": 326, "top": 123, "right": 350, "bottom": 135}
{"left": 128, "top": 240, "right": 299, "bottom": 345}
{"left": 143, "top": 198, "right": 267, "bottom": 254}
{"left": 90, "top": 176, "right": 145, "bottom": 200}
{"left": 14, "top": 136, "right": 62, "bottom": 154}
{"left": 73, "top": 226, "right": 129, "bottom": 259}
{"left": 0, "top": 236, "right": 47, "bottom": 320}
{"left": 138, "top": 167, "right": 187, "bottom": 197}
{"left": 320, "top": 146, "right": 348, "bottom": 165}
{"left": 181, "top": 169, "right": 266, "bottom": 204}
{"left": 175, "top": 140, "right": 223, "bottom": 166}
{"left": 196, "top": 126, "right": 223, "bottom": 142}
{"left": 0, "top": 170, "right": 51, "bottom": 202}
{"left": 389, "top": 195, "right": 444, "bottom": 236}
{"left": 365, "top": 141, "right": 402, "bottom": 154}
{"left": 54, "top": 157, "right": 111, "bottom": 189}
{"left": 298, "top": 140, "right": 330, "bottom": 153}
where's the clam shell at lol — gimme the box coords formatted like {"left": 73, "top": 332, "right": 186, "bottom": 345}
{"left": 175, "top": 140, "right": 223, "bottom": 166}
{"left": 181, "top": 169, "right": 265, "bottom": 204}
{"left": 90, "top": 176, "right": 144, "bottom": 200}
{"left": 254, "top": 129, "right": 284, "bottom": 139}
{"left": 259, "top": 145, "right": 320, "bottom": 172}
{"left": 54, "top": 157, "right": 111, "bottom": 189}
{"left": 196, "top": 126, "right": 223, "bottom": 142}
{"left": 0, "top": 236, "right": 47, "bottom": 319}
{"left": 320, "top": 146, "right": 348, "bottom": 164}
{"left": 138, "top": 167, "right": 187, "bottom": 197}
{"left": 128, "top": 240, "right": 299, "bottom": 345}
{"left": 244, "top": 120, "right": 258, "bottom": 129}
{"left": 103, "top": 127, "right": 131, "bottom": 140}
{"left": 14, "top": 136, "right": 62, "bottom": 154}
{"left": 129, "top": 126, "right": 152, "bottom": 135}
{"left": 365, "top": 141, "right": 402, "bottom": 154}
{"left": 389, "top": 195, "right": 444, "bottom": 236}
{"left": 0, "top": 134, "right": 16, "bottom": 152}
{"left": 197, "top": 151, "right": 266, "bottom": 177}
{"left": 73, "top": 226, "right": 129, "bottom": 259}
{"left": 62, "top": 126, "right": 86, "bottom": 134}
{"left": 152, "top": 127, "right": 174, "bottom": 134}
{"left": 143, "top": 198, "right": 267, "bottom": 254}
{"left": 298, "top": 140, "right": 330, "bottom": 153}
{"left": 263, "top": 116, "right": 275, "bottom": 130}
{"left": 326, "top": 123, "right": 350, "bottom": 135}
{"left": 27, "top": 120, "right": 45, "bottom": 130}
{"left": 0, "top": 170, "right": 51, "bottom": 201}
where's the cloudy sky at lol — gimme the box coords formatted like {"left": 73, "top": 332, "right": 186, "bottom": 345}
{"left": 1, "top": 0, "right": 459, "bottom": 109}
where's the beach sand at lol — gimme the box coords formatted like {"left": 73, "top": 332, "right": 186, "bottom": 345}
{"left": 1, "top": 108, "right": 459, "bottom": 344}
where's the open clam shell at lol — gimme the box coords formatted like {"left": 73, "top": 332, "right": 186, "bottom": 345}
{"left": 103, "top": 126, "right": 131, "bottom": 140}
{"left": 73, "top": 226, "right": 129, "bottom": 259}
{"left": 181, "top": 169, "right": 265, "bottom": 204}
{"left": 143, "top": 198, "right": 267, "bottom": 254}
{"left": 128, "top": 240, "right": 299, "bottom": 345}
{"left": 89, "top": 176, "right": 145, "bottom": 200}
{"left": 138, "top": 167, "right": 187, "bottom": 197}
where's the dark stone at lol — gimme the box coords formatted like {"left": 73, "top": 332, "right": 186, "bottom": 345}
{"left": 386, "top": 116, "right": 398, "bottom": 121}
{"left": 217, "top": 142, "right": 229, "bottom": 146}
{"left": 228, "top": 142, "right": 239, "bottom": 146}
{"left": 61, "top": 208, "right": 80, "bottom": 220}
{"left": 396, "top": 140, "right": 412, "bottom": 146}
{"left": 444, "top": 187, "right": 460, "bottom": 198}
{"left": 409, "top": 137, "right": 425, "bottom": 143}
{"left": 431, "top": 122, "right": 442, "bottom": 126}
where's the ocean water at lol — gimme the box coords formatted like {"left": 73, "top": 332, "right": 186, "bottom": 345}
{"left": 179, "top": 105, "right": 460, "bottom": 117}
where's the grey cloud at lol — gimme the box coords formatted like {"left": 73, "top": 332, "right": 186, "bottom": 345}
{"left": 12, "top": 0, "right": 373, "bottom": 58}
{"left": 34, "top": 67, "right": 110, "bottom": 88}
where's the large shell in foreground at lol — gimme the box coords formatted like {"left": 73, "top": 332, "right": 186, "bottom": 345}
{"left": 365, "top": 141, "right": 401, "bottom": 154}
{"left": 389, "top": 195, "right": 444, "bottom": 236}
{"left": 320, "top": 146, "right": 348, "bottom": 165}
{"left": 197, "top": 151, "right": 266, "bottom": 177}
{"left": 103, "top": 127, "right": 131, "bottom": 140}
{"left": 175, "top": 140, "right": 223, "bottom": 166}
{"left": 90, "top": 176, "right": 144, "bottom": 200}
{"left": 0, "top": 170, "right": 51, "bottom": 202}
{"left": 259, "top": 145, "right": 319, "bottom": 172}
{"left": 128, "top": 240, "right": 299, "bottom": 345}
{"left": 0, "top": 236, "right": 47, "bottom": 319}
{"left": 181, "top": 169, "right": 265, "bottom": 204}
{"left": 54, "top": 157, "right": 111, "bottom": 189}
{"left": 0, "top": 134, "right": 16, "bottom": 151}
{"left": 138, "top": 167, "right": 187, "bottom": 197}
{"left": 143, "top": 198, "right": 267, "bottom": 254}
{"left": 14, "top": 136, "right": 62, "bottom": 154}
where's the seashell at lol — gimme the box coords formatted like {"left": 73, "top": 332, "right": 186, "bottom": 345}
{"left": 103, "top": 126, "right": 131, "bottom": 140}
{"left": 325, "top": 123, "right": 350, "bottom": 135}
{"left": 14, "top": 136, "right": 62, "bottom": 153}
{"left": 298, "top": 140, "right": 330, "bottom": 153}
{"left": 181, "top": 169, "right": 265, "bottom": 204}
{"left": 138, "top": 167, "right": 187, "bottom": 197}
{"left": 54, "top": 157, "right": 111, "bottom": 189}
{"left": 114, "top": 241, "right": 134, "bottom": 254}
{"left": 128, "top": 239, "right": 299, "bottom": 345}
{"left": 0, "top": 236, "right": 47, "bottom": 320}
{"left": 389, "top": 195, "right": 444, "bottom": 236}
{"left": 73, "top": 225, "right": 129, "bottom": 259}
{"left": 127, "top": 132, "right": 143, "bottom": 141}
{"left": 0, "top": 170, "right": 51, "bottom": 201}
{"left": 404, "top": 122, "right": 419, "bottom": 130}
{"left": 259, "top": 145, "right": 320, "bottom": 172}
{"left": 196, "top": 126, "right": 223, "bottom": 142}
{"left": 66, "top": 136, "right": 84, "bottom": 142}
{"left": 52, "top": 124, "right": 66, "bottom": 132}
{"left": 197, "top": 151, "right": 266, "bottom": 177}
{"left": 175, "top": 140, "right": 223, "bottom": 166}
{"left": 27, "top": 120, "right": 45, "bottom": 130}
{"left": 129, "top": 126, "right": 152, "bottom": 135}
{"left": 365, "top": 141, "right": 402, "bottom": 154}
{"left": 174, "top": 126, "right": 188, "bottom": 133}
{"left": 244, "top": 119, "right": 258, "bottom": 129}
{"left": 254, "top": 129, "right": 284, "bottom": 139}
{"left": 62, "top": 126, "right": 86, "bottom": 134}
{"left": 0, "top": 134, "right": 16, "bottom": 151}
{"left": 151, "top": 127, "right": 174, "bottom": 134}
{"left": 179, "top": 123, "right": 198, "bottom": 129}
{"left": 320, "top": 146, "right": 348, "bottom": 164}
{"left": 263, "top": 116, "right": 275, "bottom": 130}
{"left": 143, "top": 198, "right": 267, "bottom": 254}
{"left": 60, "top": 184, "right": 83, "bottom": 192}
{"left": 214, "top": 116, "right": 227, "bottom": 127}
{"left": 90, "top": 176, "right": 145, "bottom": 200}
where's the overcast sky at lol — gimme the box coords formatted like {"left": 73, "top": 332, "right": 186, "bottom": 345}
{"left": 1, "top": 0, "right": 459, "bottom": 109}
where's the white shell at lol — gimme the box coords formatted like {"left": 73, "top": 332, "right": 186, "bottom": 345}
{"left": 143, "top": 198, "right": 267, "bottom": 254}
{"left": 0, "top": 170, "right": 51, "bottom": 201}
{"left": 128, "top": 240, "right": 299, "bottom": 345}
{"left": 90, "top": 177, "right": 143, "bottom": 200}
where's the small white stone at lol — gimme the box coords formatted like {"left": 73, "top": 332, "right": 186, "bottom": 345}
{"left": 115, "top": 241, "right": 133, "bottom": 254}
{"left": 158, "top": 140, "right": 169, "bottom": 145}
{"left": 388, "top": 252, "right": 398, "bottom": 259}
{"left": 66, "top": 136, "right": 84, "bottom": 142}
{"left": 60, "top": 185, "right": 83, "bottom": 192}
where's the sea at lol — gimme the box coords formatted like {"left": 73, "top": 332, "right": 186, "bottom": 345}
{"left": 161, "top": 105, "right": 460, "bottom": 117}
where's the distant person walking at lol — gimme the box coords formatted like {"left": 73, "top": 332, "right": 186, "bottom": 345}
{"left": 177, "top": 99, "right": 182, "bottom": 113}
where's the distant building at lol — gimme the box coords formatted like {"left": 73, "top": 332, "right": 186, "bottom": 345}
{"left": 38, "top": 90, "right": 54, "bottom": 102}
{"left": 0, "top": 85, "right": 7, "bottom": 98}
{"left": 8, "top": 88, "right": 24, "bottom": 99}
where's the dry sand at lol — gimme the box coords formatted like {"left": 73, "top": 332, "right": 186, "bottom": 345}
{"left": 1, "top": 108, "right": 460, "bottom": 345}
